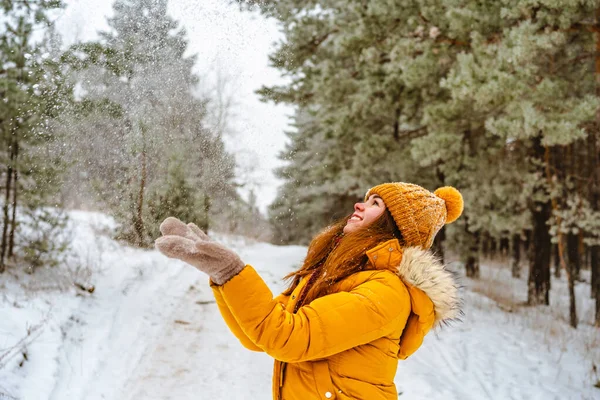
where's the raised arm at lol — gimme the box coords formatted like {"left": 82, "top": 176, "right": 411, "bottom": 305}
{"left": 219, "top": 266, "right": 411, "bottom": 363}
{"left": 154, "top": 217, "right": 410, "bottom": 363}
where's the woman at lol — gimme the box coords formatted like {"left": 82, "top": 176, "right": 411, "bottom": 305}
{"left": 155, "top": 182, "right": 463, "bottom": 400}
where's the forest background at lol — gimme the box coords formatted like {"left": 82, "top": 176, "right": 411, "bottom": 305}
{"left": 1, "top": 0, "right": 599, "bottom": 383}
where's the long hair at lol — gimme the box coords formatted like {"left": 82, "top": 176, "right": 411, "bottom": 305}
{"left": 282, "top": 208, "right": 403, "bottom": 307}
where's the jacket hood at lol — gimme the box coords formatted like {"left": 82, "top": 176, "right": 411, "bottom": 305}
{"left": 395, "top": 246, "right": 462, "bottom": 326}
{"left": 365, "top": 239, "right": 462, "bottom": 359}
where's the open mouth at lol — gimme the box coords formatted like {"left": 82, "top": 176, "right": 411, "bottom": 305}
{"left": 349, "top": 214, "right": 363, "bottom": 222}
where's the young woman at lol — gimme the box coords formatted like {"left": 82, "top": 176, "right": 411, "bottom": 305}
{"left": 155, "top": 182, "right": 463, "bottom": 400}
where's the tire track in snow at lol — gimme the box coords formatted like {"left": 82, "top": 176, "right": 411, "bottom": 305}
{"left": 48, "top": 253, "right": 199, "bottom": 400}
{"left": 120, "top": 241, "right": 303, "bottom": 400}
{"left": 121, "top": 281, "right": 274, "bottom": 400}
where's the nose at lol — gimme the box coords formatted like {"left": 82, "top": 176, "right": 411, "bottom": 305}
{"left": 354, "top": 202, "right": 365, "bottom": 212}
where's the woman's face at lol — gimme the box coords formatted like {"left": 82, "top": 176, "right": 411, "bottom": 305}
{"left": 343, "top": 194, "right": 387, "bottom": 234}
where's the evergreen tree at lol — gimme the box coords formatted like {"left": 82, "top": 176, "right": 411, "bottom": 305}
{"left": 269, "top": 109, "right": 356, "bottom": 244}
{"left": 0, "top": 0, "right": 71, "bottom": 273}
{"left": 244, "top": 0, "right": 600, "bottom": 325}
{"left": 437, "top": 1, "right": 598, "bottom": 314}
{"left": 146, "top": 157, "right": 204, "bottom": 239}
{"left": 63, "top": 0, "right": 239, "bottom": 246}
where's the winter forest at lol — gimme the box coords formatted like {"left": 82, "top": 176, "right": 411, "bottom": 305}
{"left": 1, "top": 0, "right": 600, "bottom": 399}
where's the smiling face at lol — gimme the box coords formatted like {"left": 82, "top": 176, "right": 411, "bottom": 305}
{"left": 343, "top": 194, "right": 387, "bottom": 234}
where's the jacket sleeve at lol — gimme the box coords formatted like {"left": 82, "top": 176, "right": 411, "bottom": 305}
{"left": 210, "top": 276, "right": 290, "bottom": 352}
{"left": 219, "top": 265, "right": 411, "bottom": 363}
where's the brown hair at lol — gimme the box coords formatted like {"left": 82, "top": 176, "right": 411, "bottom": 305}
{"left": 282, "top": 208, "right": 403, "bottom": 306}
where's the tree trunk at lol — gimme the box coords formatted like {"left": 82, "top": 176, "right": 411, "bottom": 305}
{"left": 490, "top": 237, "right": 498, "bottom": 259}
{"left": 500, "top": 237, "right": 509, "bottom": 257}
{"left": 593, "top": 246, "right": 599, "bottom": 299}
{"left": 553, "top": 242, "right": 561, "bottom": 278}
{"left": 527, "top": 201, "right": 552, "bottom": 306}
{"left": 567, "top": 263, "right": 578, "bottom": 328}
{"left": 133, "top": 122, "right": 148, "bottom": 247}
{"left": 593, "top": 246, "right": 600, "bottom": 326}
{"left": 523, "top": 229, "right": 531, "bottom": 259}
{"left": 542, "top": 140, "right": 577, "bottom": 325}
{"left": 480, "top": 231, "right": 490, "bottom": 259}
{"left": 579, "top": 234, "right": 587, "bottom": 274}
{"left": 592, "top": 5, "right": 600, "bottom": 326}
{"left": 135, "top": 149, "right": 147, "bottom": 247}
{"left": 567, "top": 233, "right": 581, "bottom": 282}
{"left": 565, "top": 233, "right": 580, "bottom": 327}
{"left": 527, "top": 137, "right": 553, "bottom": 306}
{"left": 0, "top": 139, "right": 15, "bottom": 273}
{"left": 465, "top": 228, "right": 480, "bottom": 279}
{"left": 511, "top": 234, "right": 521, "bottom": 278}
{"left": 548, "top": 144, "right": 564, "bottom": 282}
{"left": 8, "top": 141, "right": 19, "bottom": 258}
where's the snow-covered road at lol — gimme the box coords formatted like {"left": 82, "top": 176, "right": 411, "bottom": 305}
{"left": 120, "top": 241, "right": 302, "bottom": 400}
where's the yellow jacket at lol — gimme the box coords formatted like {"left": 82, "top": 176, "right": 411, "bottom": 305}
{"left": 211, "top": 239, "right": 461, "bottom": 400}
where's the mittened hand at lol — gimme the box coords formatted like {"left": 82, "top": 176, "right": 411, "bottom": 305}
{"left": 155, "top": 217, "right": 245, "bottom": 285}
{"left": 159, "top": 216, "right": 210, "bottom": 242}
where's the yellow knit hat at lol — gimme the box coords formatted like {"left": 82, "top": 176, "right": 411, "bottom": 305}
{"left": 365, "top": 182, "right": 464, "bottom": 249}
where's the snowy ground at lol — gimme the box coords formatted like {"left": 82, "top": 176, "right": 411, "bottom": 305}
{"left": 1, "top": 210, "right": 599, "bottom": 400}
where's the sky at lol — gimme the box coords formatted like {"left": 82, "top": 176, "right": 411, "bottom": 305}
{"left": 54, "top": 0, "right": 294, "bottom": 213}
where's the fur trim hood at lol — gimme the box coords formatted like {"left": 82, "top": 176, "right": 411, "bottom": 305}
{"left": 365, "top": 239, "right": 462, "bottom": 359}
{"left": 395, "top": 246, "right": 462, "bottom": 326}
{"left": 366, "top": 239, "right": 462, "bottom": 327}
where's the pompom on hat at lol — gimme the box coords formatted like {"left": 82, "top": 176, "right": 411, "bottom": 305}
{"left": 365, "top": 182, "right": 464, "bottom": 249}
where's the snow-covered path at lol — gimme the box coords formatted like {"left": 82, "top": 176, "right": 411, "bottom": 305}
{"left": 120, "top": 279, "right": 272, "bottom": 399}
{"left": 121, "top": 241, "right": 302, "bottom": 400}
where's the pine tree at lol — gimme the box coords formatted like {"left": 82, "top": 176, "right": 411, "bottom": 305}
{"left": 63, "top": 0, "right": 239, "bottom": 246}
{"left": 269, "top": 109, "right": 357, "bottom": 244}
{"left": 244, "top": 0, "right": 600, "bottom": 325}
{"left": 0, "top": 0, "right": 70, "bottom": 273}
{"left": 146, "top": 157, "right": 203, "bottom": 239}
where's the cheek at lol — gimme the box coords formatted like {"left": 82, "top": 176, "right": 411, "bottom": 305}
{"left": 365, "top": 208, "right": 385, "bottom": 223}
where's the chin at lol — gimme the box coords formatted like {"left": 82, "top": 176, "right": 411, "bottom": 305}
{"left": 343, "top": 223, "right": 358, "bottom": 234}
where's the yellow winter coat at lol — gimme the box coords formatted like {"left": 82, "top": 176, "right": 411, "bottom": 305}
{"left": 211, "top": 239, "right": 461, "bottom": 400}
